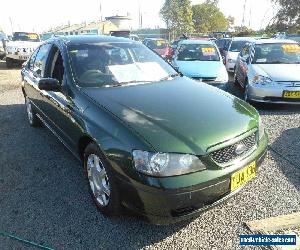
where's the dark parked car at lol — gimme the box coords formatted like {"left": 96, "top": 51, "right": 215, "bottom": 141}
{"left": 144, "top": 38, "right": 172, "bottom": 59}
{"left": 21, "top": 35, "right": 268, "bottom": 224}
{"left": 215, "top": 38, "right": 231, "bottom": 57}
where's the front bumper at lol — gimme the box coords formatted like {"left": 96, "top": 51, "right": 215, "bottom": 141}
{"left": 248, "top": 83, "right": 300, "bottom": 104}
{"left": 117, "top": 133, "right": 268, "bottom": 225}
{"left": 6, "top": 52, "right": 30, "bottom": 61}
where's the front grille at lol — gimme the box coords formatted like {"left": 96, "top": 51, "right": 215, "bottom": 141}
{"left": 276, "top": 81, "right": 300, "bottom": 87}
{"left": 210, "top": 133, "right": 256, "bottom": 164}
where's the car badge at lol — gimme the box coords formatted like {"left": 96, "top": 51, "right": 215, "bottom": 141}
{"left": 235, "top": 143, "right": 246, "bottom": 155}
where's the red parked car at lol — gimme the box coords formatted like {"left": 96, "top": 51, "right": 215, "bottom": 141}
{"left": 144, "top": 38, "right": 172, "bottom": 59}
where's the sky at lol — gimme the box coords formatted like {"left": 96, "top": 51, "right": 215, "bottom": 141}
{"left": 0, "top": 0, "right": 276, "bottom": 35}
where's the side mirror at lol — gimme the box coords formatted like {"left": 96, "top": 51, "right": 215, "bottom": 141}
{"left": 222, "top": 56, "right": 226, "bottom": 65}
{"left": 38, "top": 78, "right": 61, "bottom": 92}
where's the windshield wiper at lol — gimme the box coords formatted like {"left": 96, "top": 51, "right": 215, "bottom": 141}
{"left": 105, "top": 80, "right": 150, "bottom": 87}
{"left": 183, "top": 58, "right": 199, "bottom": 61}
{"left": 159, "top": 73, "right": 180, "bottom": 81}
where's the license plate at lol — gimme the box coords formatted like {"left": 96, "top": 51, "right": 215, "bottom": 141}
{"left": 283, "top": 91, "right": 300, "bottom": 99}
{"left": 230, "top": 162, "right": 256, "bottom": 192}
{"left": 19, "top": 56, "right": 28, "bottom": 60}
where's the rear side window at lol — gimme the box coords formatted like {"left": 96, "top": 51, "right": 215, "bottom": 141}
{"left": 28, "top": 48, "right": 39, "bottom": 71}
{"left": 33, "top": 44, "right": 52, "bottom": 77}
{"left": 241, "top": 45, "right": 250, "bottom": 57}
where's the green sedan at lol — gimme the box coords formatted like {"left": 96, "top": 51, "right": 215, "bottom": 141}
{"left": 21, "top": 35, "right": 268, "bottom": 224}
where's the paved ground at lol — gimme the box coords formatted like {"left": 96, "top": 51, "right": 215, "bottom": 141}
{"left": 0, "top": 60, "right": 299, "bottom": 250}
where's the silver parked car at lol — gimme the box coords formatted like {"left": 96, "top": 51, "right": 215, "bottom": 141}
{"left": 234, "top": 39, "right": 300, "bottom": 104}
{"left": 225, "top": 37, "right": 256, "bottom": 72}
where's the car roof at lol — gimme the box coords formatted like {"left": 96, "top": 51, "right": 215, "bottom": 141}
{"left": 49, "top": 35, "right": 136, "bottom": 45}
{"left": 231, "top": 37, "right": 257, "bottom": 41}
{"left": 179, "top": 39, "right": 214, "bottom": 45}
{"left": 254, "top": 38, "right": 299, "bottom": 45}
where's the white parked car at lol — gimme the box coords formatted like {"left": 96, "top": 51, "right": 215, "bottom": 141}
{"left": 5, "top": 32, "right": 41, "bottom": 68}
{"left": 225, "top": 37, "right": 255, "bottom": 72}
{"left": 234, "top": 39, "right": 300, "bottom": 104}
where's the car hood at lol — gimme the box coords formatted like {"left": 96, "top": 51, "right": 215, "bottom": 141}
{"left": 6, "top": 41, "right": 40, "bottom": 48}
{"left": 227, "top": 51, "right": 239, "bottom": 60}
{"left": 175, "top": 61, "right": 223, "bottom": 78}
{"left": 252, "top": 64, "right": 300, "bottom": 81}
{"left": 82, "top": 77, "right": 258, "bottom": 155}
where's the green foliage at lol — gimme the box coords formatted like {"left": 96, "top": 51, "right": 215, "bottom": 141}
{"left": 227, "top": 16, "right": 235, "bottom": 30}
{"left": 191, "top": 2, "right": 229, "bottom": 33}
{"left": 160, "top": 0, "right": 194, "bottom": 35}
{"left": 268, "top": 0, "right": 300, "bottom": 32}
{"left": 233, "top": 26, "right": 256, "bottom": 37}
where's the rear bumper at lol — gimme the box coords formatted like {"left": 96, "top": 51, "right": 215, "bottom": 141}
{"left": 117, "top": 136, "right": 268, "bottom": 225}
{"left": 226, "top": 61, "right": 235, "bottom": 72}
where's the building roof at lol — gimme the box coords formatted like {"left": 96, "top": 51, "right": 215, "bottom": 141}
{"left": 231, "top": 37, "right": 257, "bottom": 41}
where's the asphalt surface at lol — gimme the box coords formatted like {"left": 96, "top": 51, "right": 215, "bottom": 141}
{"left": 0, "top": 60, "right": 300, "bottom": 250}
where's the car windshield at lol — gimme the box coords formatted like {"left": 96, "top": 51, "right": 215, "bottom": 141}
{"left": 286, "top": 36, "right": 300, "bottom": 43}
{"left": 147, "top": 40, "right": 168, "bottom": 49}
{"left": 176, "top": 43, "right": 220, "bottom": 61}
{"left": 252, "top": 43, "right": 300, "bottom": 64}
{"left": 12, "top": 32, "right": 40, "bottom": 42}
{"left": 229, "top": 40, "right": 249, "bottom": 52}
{"left": 68, "top": 42, "right": 177, "bottom": 87}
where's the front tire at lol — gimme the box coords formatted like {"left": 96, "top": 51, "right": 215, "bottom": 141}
{"left": 84, "top": 143, "right": 120, "bottom": 216}
{"left": 25, "top": 97, "right": 41, "bottom": 127}
{"left": 6, "top": 57, "right": 13, "bottom": 68}
{"left": 243, "top": 79, "right": 252, "bottom": 103}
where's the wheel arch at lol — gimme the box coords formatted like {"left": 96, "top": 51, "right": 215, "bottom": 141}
{"left": 78, "top": 135, "right": 95, "bottom": 162}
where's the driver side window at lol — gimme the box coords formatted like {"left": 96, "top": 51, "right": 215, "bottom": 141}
{"left": 33, "top": 44, "right": 51, "bottom": 77}
{"left": 46, "top": 46, "right": 65, "bottom": 85}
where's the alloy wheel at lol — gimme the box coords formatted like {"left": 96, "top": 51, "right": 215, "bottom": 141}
{"left": 26, "top": 98, "right": 34, "bottom": 124}
{"left": 87, "top": 154, "right": 110, "bottom": 207}
{"left": 244, "top": 84, "right": 249, "bottom": 102}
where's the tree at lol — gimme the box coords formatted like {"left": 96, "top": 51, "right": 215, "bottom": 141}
{"left": 233, "top": 26, "right": 256, "bottom": 37}
{"left": 160, "top": 0, "right": 194, "bottom": 35}
{"left": 227, "top": 15, "right": 235, "bottom": 31}
{"left": 268, "top": 0, "right": 300, "bottom": 32}
{"left": 192, "top": 1, "right": 229, "bottom": 33}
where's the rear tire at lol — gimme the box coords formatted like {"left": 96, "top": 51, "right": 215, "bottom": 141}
{"left": 25, "top": 97, "right": 41, "bottom": 127}
{"left": 84, "top": 143, "right": 120, "bottom": 216}
{"left": 234, "top": 73, "right": 239, "bottom": 85}
{"left": 243, "top": 79, "right": 252, "bottom": 104}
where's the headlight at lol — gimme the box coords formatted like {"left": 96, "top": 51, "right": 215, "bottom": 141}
{"left": 252, "top": 75, "right": 272, "bottom": 85}
{"left": 258, "top": 116, "right": 265, "bottom": 140}
{"left": 6, "top": 46, "right": 12, "bottom": 53}
{"left": 216, "top": 68, "right": 229, "bottom": 82}
{"left": 132, "top": 150, "right": 206, "bottom": 177}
